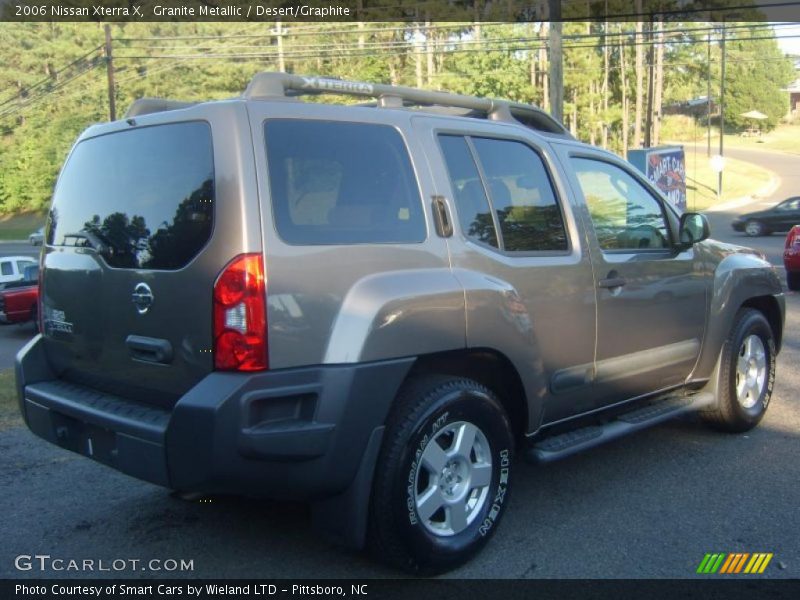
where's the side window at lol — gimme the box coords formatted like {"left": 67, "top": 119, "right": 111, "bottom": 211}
{"left": 16, "top": 260, "right": 33, "bottom": 273}
{"left": 0, "top": 262, "right": 12, "bottom": 276}
{"left": 438, "top": 135, "right": 498, "bottom": 248}
{"left": 265, "top": 120, "right": 426, "bottom": 245}
{"left": 471, "top": 138, "right": 568, "bottom": 252}
{"left": 571, "top": 158, "right": 670, "bottom": 251}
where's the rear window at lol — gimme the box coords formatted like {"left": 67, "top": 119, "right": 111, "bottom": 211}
{"left": 48, "top": 121, "right": 214, "bottom": 270}
{"left": 264, "top": 120, "right": 426, "bottom": 245}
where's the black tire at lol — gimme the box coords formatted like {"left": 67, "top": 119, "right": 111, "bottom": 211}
{"left": 701, "top": 308, "right": 776, "bottom": 433}
{"left": 787, "top": 271, "right": 800, "bottom": 291}
{"left": 31, "top": 304, "right": 39, "bottom": 334}
{"left": 744, "top": 220, "right": 766, "bottom": 237}
{"left": 367, "top": 375, "right": 514, "bottom": 575}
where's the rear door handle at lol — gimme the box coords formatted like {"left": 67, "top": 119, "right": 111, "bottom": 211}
{"left": 125, "top": 335, "right": 173, "bottom": 365}
{"left": 598, "top": 277, "right": 627, "bottom": 289}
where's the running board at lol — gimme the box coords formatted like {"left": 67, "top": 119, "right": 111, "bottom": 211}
{"left": 527, "top": 392, "right": 715, "bottom": 463}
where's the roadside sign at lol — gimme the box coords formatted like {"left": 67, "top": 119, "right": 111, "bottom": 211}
{"left": 710, "top": 154, "right": 726, "bottom": 173}
{"left": 628, "top": 146, "right": 687, "bottom": 213}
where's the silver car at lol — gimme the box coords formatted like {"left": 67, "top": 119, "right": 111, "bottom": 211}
{"left": 28, "top": 227, "right": 44, "bottom": 246}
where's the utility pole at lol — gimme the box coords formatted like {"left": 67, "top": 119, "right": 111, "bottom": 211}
{"left": 644, "top": 21, "right": 654, "bottom": 148}
{"left": 548, "top": 0, "right": 563, "bottom": 122}
{"left": 276, "top": 21, "right": 285, "bottom": 72}
{"left": 718, "top": 23, "right": 726, "bottom": 197}
{"left": 706, "top": 31, "right": 712, "bottom": 157}
{"left": 104, "top": 24, "right": 116, "bottom": 122}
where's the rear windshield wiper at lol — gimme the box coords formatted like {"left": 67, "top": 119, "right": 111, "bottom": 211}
{"left": 63, "top": 231, "right": 109, "bottom": 254}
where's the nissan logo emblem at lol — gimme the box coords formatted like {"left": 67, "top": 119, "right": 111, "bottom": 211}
{"left": 131, "top": 282, "right": 154, "bottom": 314}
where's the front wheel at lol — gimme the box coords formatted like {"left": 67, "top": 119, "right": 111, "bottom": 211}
{"left": 744, "top": 220, "right": 766, "bottom": 237}
{"left": 367, "top": 376, "right": 514, "bottom": 574}
{"left": 702, "top": 308, "right": 776, "bottom": 432}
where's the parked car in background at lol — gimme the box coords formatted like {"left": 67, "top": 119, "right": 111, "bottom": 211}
{"left": 731, "top": 197, "right": 800, "bottom": 236}
{"left": 0, "top": 264, "right": 39, "bottom": 328}
{"left": 784, "top": 225, "right": 800, "bottom": 291}
{"left": 29, "top": 227, "right": 44, "bottom": 246}
{"left": 0, "top": 255, "right": 37, "bottom": 287}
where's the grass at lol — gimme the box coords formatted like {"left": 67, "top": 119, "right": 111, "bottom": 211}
{"left": 722, "top": 123, "right": 800, "bottom": 155}
{"left": 681, "top": 142, "right": 775, "bottom": 211}
{"left": 0, "top": 368, "right": 22, "bottom": 430}
{"left": 0, "top": 212, "right": 46, "bottom": 241}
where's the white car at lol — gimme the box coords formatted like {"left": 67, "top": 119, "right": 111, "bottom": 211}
{"left": 0, "top": 256, "right": 37, "bottom": 286}
{"left": 29, "top": 227, "right": 44, "bottom": 246}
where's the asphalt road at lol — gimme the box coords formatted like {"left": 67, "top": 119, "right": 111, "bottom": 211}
{"left": 1, "top": 149, "right": 798, "bottom": 580}
{"left": 703, "top": 147, "right": 800, "bottom": 270}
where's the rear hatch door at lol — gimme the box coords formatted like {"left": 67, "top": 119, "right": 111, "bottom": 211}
{"left": 40, "top": 113, "right": 253, "bottom": 408}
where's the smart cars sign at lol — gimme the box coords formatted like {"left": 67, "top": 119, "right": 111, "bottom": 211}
{"left": 628, "top": 146, "right": 687, "bottom": 213}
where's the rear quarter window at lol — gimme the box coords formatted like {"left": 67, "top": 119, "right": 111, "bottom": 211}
{"left": 264, "top": 120, "right": 426, "bottom": 245}
{"left": 48, "top": 121, "right": 214, "bottom": 270}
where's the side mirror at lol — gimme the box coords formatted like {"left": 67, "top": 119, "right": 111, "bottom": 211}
{"left": 678, "top": 212, "right": 710, "bottom": 248}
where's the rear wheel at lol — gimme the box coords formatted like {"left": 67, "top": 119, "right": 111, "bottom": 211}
{"left": 702, "top": 308, "right": 776, "bottom": 432}
{"left": 787, "top": 271, "right": 800, "bottom": 291}
{"left": 744, "top": 220, "right": 766, "bottom": 237}
{"left": 368, "top": 376, "right": 514, "bottom": 575}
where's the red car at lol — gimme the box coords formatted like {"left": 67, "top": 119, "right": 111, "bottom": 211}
{"left": 784, "top": 225, "right": 800, "bottom": 291}
{"left": 0, "top": 264, "right": 39, "bottom": 327}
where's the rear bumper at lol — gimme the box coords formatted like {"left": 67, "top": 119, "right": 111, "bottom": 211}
{"left": 16, "top": 335, "right": 414, "bottom": 501}
{"left": 783, "top": 249, "right": 800, "bottom": 271}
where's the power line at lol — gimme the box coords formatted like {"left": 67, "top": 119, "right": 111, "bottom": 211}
{"left": 114, "top": 21, "right": 795, "bottom": 46}
{"left": 118, "top": 23, "right": 794, "bottom": 53}
{"left": 110, "top": 23, "right": 799, "bottom": 61}
{"left": 0, "top": 59, "right": 103, "bottom": 122}
{"left": 0, "top": 44, "right": 104, "bottom": 110}
{"left": 112, "top": 33, "right": 800, "bottom": 62}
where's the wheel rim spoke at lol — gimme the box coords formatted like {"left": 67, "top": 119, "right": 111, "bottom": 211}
{"left": 737, "top": 355, "right": 749, "bottom": 374}
{"left": 421, "top": 440, "right": 448, "bottom": 474}
{"left": 416, "top": 486, "right": 444, "bottom": 522}
{"left": 470, "top": 462, "right": 492, "bottom": 489}
{"left": 447, "top": 501, "right": 468, "bottom": 533}
{"left": 452, "top": 422, "right": 477, "bottom": 459}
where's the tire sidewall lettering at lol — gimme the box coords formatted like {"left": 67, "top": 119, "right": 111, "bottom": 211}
{"left": 406, "top": 411, "right": 448, "bottom": 526}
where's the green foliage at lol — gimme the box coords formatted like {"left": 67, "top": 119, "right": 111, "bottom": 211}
{"left": 722, "top": 27, "right": 795, "bottom": 131}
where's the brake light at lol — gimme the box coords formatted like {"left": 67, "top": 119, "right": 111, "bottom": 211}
{"left": 786, "top": 227, "right": 800, "bottom": 249}
{"left": 213, "top": 253, "right": 268, "bottom": 371}
{"left": 37, "top": 259, "right": 43, "bottom": 334}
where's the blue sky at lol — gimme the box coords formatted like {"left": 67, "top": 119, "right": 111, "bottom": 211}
{"left": 776, "top": 23, "right": 800, "bottom": 56}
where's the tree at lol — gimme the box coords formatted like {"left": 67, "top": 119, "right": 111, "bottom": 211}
{"left": 721, "top": 27, "right": 795, "bottom": 131}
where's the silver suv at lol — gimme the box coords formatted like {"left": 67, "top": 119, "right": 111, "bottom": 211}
{"left": 17, "top": 73, "right": 784, "bottom": 574}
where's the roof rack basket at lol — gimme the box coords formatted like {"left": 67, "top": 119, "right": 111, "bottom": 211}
{"left": 244, "top": 72, "right": 569, "bottom": 135}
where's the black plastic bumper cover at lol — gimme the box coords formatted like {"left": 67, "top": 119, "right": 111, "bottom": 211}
{"left": 16, "top": 335, "right": 414, "bottom": 502}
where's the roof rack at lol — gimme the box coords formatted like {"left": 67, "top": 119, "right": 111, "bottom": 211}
{"left": 244, "top": 72, "right": 570, "bottom": 136}
{"left": 125, "top": 98, "right": 197, "bottom": 118}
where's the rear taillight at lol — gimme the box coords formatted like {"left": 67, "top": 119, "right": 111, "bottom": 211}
{"left": 37, "top": 259, "right": 43, "bottom": 334}
{"left": 787, "top": 227, "right": 800, "bottom": 249}
{"left": 213, "top": 253, "right": 268, "bottom": 371}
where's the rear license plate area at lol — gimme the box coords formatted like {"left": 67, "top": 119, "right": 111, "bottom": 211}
{"left": 51, "top": 411, "right": 117, "bottom": 466}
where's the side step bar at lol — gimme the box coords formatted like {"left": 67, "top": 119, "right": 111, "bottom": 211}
{"left": 527, "top": 392, "right": 715, "bottom": 463}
